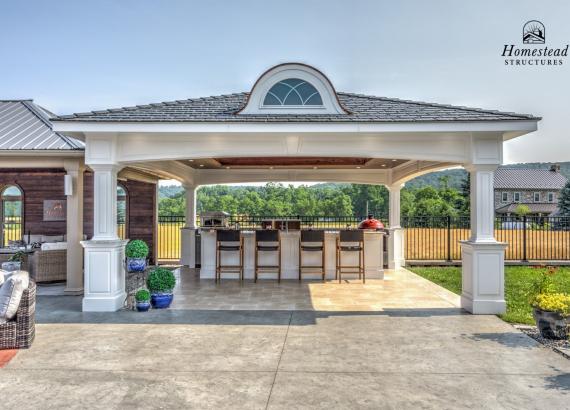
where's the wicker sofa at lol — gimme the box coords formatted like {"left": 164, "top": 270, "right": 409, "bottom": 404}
{"left": 0, "top": 280, "right": 36, "bottom": 349}
{"left": 29, "top": 249, "right": 66, "bottom": 283}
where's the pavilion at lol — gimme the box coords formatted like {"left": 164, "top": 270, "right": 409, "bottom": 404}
{"left": 49, "top": 62, "right": 540, "bottom": 313}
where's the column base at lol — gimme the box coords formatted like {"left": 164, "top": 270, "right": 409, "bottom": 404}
{"left": 387, "top": 227, "right": 405, "bottom": 270}
{"left": 81, "top": 239, "right": 128, "bottom": 312}
{"left": 460, "top": 240, "right": 508, "bottom": 315}
{"left": 82, "top": 292, "right": 126, "bottom": 312}
{"left": 460, "top": 295, "right": 506, "bottom": 315}
{"left": 64, "top": 287, "right": 84, "bottom": 296}
{"left": 181, "top": 227, "right": 197, "bottom": 267}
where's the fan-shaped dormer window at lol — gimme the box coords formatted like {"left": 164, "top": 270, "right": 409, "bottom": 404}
{"left": 263, "top": 78, "right": 323, "bottom": 106}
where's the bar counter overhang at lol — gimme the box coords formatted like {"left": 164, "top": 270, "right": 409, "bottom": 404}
{"left": 199, "top": 228, "right": 385, "bottom": 280}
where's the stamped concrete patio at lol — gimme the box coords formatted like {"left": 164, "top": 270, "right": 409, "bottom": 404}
{"left": 1, "top": 268, "right": 569, "bottom": 409}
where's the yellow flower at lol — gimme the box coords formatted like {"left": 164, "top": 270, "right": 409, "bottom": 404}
{"left": 532, "top": 293, "right": 570, "bottom": 315}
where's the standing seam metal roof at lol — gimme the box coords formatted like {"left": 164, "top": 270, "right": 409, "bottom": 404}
{"left": 0, "top": 100, "right": 84, "bottom": 150}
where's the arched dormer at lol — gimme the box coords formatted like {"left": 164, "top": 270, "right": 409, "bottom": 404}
{"left": 238, "top": 63, "right": 349, "bottom": 115}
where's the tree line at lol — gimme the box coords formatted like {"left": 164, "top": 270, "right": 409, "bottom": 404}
{"left": 158, "top": 177, "right": 470, "bottom": 218}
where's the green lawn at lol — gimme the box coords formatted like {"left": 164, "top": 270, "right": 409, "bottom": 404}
{"left": 408, "top": 266, "right": 570, "bottom": 325}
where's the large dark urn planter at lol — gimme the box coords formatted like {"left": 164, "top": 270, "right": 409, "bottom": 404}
{"left": 150, "top": 292, "right": 174, "bottom": 309}
{"left": 533, "top": 308, "right": 569, "bottom": 340}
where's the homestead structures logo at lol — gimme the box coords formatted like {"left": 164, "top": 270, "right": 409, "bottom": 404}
{"left": 523, "top": 20, "right": 545, "bottom": 44}
{"left": 502, "top": 20, "right": 568, "bottom": 66}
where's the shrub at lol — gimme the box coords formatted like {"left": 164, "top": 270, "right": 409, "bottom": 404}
{"left": 146, "top": 267, "right": 176, "bottom": 293}
{"left": 526, "top": 266, "right": 557, "bottom": 302}
{"left": 531, "top": 293, "right": 570, "bottom": 315}
{"left": 126, "top": 239, "right": 149, "bottom": 259}
{"left": 135, "top": 289, "right": 150, "bottom": 302}
{"left": 9, "top": 250, "right": 26, "bottom": 262}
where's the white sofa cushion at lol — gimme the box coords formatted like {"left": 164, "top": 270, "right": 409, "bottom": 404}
{"left": 40, "top": 242, "right": 68, "bottom": 251}
{"left": 41, "top": 235, "right": 65, "bottom": 243}
{"left": 24, "top": 235, "right": 43, "bottom": 245}
{"left": 0, "top": 275, "right": 25, "bottom": 321}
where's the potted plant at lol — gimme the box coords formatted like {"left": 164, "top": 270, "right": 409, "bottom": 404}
{"left": 531, "top": 293, "right": 570, "bottom": 339}
{"left": 125, "top": 239, "right": 149, "bottom": 272}
{"left": 146, "top": 267, "right": 176, "bottom": 309}
{"left": 1, "top": 250, "right": 26, "bottom": 272}
{"left": 135, "top": 289, "right": 151, "bottom": 312}
{"left": 527, "top": 266, "right": 570, "bottom": 339}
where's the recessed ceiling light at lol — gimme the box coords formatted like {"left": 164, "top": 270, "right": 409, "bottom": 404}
{"left": 392, "top": 159, "right": 397, "bottom": 162}
{"left": 226, "top": 166, "right": 230, "bottom": 169}
{"left": 188, "top": 159, "right": 194, "bottom": 162}
{"left": 356, "top": 166, "right": 361, "bottom": 169}
{"left": 381, "top": 164, "right": 386, "bottom": 167}
{"left": 199, "top": 164, "right": 204, "bottom": 167}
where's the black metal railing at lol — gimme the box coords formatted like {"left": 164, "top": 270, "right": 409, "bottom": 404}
{"left": 1, "top": 217, "right": 22, "bottom": 247}
{"left": 153, "top": 214, "right": 570, "bottom": 262}
{"left": 402, "top": 215, "right": 570, "bottom": 261}
{"left": 226, "top": 215, "right": 381, "bottom": 230}
{"left": 157, "top": 215, "right": 186, "bottom": 260}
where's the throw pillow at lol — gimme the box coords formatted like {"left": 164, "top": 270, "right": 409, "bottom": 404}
{"left": 0, "top": 276, "right": 25, "bottom": 321}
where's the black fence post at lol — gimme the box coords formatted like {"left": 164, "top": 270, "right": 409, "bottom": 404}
{"left": 522, "top": 215, "right": 528, "bottom": 263}
{"left": 446, "top": 216, "right": 452, "bottom": 262}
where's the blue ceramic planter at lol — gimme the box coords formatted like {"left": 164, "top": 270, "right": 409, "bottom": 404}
{"left": 136, "top": 301, "right": 151, "bottom": 312}
{"left": 127, "top": 257, "right": 147, "bottom": 272}
{"left": 150, "top": 292, "right": 174, "bottom": 309}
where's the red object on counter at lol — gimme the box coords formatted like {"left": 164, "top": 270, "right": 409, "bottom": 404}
{"left": 358, "top": 214, "right": 384, "bottom": 230}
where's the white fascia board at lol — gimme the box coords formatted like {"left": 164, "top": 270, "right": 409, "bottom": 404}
{"left": 52, "top": 120, "right": 539, "bottom": 135}
{"left": 0, "top": 150, "right": 84, "bottom": 157}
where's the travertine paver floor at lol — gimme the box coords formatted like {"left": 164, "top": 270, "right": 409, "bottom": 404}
{"left": 170, "top": 267, "right": 460, "bottom": 311}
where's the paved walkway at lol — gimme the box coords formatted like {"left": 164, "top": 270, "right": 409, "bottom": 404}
{"left": 1, "top": 269, "right": 569, "bottom": 409}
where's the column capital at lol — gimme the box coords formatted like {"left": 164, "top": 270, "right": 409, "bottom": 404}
{"left": 463, "top": 163, "right": 499, "bottom": 173}
{"left": 386, "top": 182, "right": 405, "bottom": 192}
{"left": 63, "top": 158, "right": 85, "bottom": 172}
{"left": 88, "top": 163, "right": 124, "bottom": 174}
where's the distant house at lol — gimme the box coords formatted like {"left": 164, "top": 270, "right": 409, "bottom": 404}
{"left": 494, "top": 165, "right": 568, "bottom": 217}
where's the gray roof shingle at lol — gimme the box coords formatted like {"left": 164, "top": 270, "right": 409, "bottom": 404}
{"left": 0, "top": 100, "right": 84, "bottom": 150}
{"left": 495, "top": 203, "right": 559, "bottom": 214}
{"left": 51, "top": 92, "right": 539, "bottom": 123}
{"left": 494, "top": 168, "right": 568, "bottom": 190}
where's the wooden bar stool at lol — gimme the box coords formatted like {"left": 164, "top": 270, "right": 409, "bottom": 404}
{"left": 298, "top": 230, "right": 326, "bottom": 281}
{"left": 336, "top": 230, "right": 365, "bottom": 283}
{"left": 254, "top": 229, "right": 281, "bottom": 282}
{"left": 215, "top": 229, "right": 243, "bottom": 282}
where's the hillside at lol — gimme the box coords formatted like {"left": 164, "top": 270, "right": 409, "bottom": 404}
{"left": 158, "top": 161, "right": 570, "bottom": 198}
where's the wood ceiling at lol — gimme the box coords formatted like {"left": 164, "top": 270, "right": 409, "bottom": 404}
{"left": 182, "top": 157, "right": 408, "bottom": 169}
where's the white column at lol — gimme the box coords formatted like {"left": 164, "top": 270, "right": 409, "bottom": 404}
{"left": 387, "top": 183, "right": 405, "bottom": 269}
{"left": 81, "top": 164, "right": 128, "bottom": 312}
{"left": 181, "top": 185, "right": 198, "bottom": 267}
{"left": 460, "top": 164, "right": 507, "bottom": 314}
{"left": 185, "top": 185, "right": 197, "bottom": 229}
{"left": 64, "top": 160, "right": 84, "bottom": 295}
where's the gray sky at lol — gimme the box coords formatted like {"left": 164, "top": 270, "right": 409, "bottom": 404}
{"left": 1, "top": 0, "right": 569, "bottom": 164}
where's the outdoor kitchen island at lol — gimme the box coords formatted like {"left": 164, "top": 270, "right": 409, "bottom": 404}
{"left": 199, "top": 228, "right": 385, "bottom": 280}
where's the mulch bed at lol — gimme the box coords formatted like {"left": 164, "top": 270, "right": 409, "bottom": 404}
{"left": 516, "top": 325, "right": 570, "bottom": 359}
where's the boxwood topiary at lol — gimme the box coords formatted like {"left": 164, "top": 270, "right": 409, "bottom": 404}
{"left": 146, "top": 267, "right": 176, "bottom": 293}
{"left": 135, "top": 289, "right": 150, "bottom": 302}
{"left": 126, "top": 239, "right": 149, "bottom": 259}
